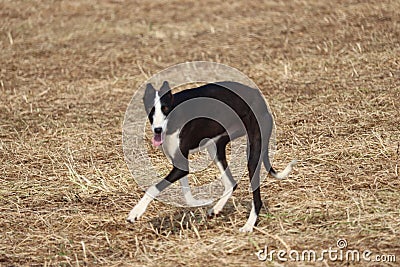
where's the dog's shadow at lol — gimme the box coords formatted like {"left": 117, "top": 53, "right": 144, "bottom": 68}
{"left": 148, "top": 199, "right": 270, "bottom": 234}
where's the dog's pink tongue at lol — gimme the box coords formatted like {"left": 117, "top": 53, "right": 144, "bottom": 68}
{"left": 152, "top": 134, "right": 163, "bottom": 147}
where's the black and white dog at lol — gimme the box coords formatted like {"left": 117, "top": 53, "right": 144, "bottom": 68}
{"left": 127, "top": 81, "right": 296, "bottom": 232}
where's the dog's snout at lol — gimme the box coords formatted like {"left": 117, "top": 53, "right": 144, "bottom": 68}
{"left": 154, "top": 127, "right": 162, "bottom": 134}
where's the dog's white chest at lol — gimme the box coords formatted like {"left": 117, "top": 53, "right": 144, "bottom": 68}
{"left": 162, "top": 130, "right": 180, "bottom": 159}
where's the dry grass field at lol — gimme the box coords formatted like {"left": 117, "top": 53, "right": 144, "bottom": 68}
{"left": 1, "top": 0, "right": 399, "bottom": 266}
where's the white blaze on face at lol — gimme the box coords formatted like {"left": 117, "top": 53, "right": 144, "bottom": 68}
{"left": 151, "top": 91, "right": 168, "bottom": 147}
{"left": 152, "top": 92, "right": 167, "bottom": 131}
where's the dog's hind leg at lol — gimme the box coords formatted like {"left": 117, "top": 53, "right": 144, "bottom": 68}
{"left": 208, "top": 136, "right": 237, "bottom": 217}
{"left": 239, "top": 136, "right": 263, "bottom": 233}
{"left": 239, "top": 187, "right": 261, "bottom": 233}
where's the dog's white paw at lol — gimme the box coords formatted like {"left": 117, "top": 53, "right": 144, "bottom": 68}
{"left": 207, "top": 207, "right": 216, "bottom": 217}
{"left": 239, "top": 224, "right": 254, "bottom": 233}
{"left": 126, "top": 204, "right": 146, "bottom": 223}
{"left": 207, "top": 206, "right": 222, "bottom": 217}
{"left": 188, "top": 198, "right": 212, "bottom": 207}
{"left": 207, "top": 197, "right": 228, "bottom": 217}
{"left": 185, "top": 197, "right": 213, "bottom": 207}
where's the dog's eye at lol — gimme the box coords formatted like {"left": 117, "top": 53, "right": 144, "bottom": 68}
{"left": 161, "top": 106, "right": 169, "bottom": 113}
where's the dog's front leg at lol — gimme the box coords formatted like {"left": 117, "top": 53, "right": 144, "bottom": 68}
{"left": 180, "top": 177, "right": 212, "bottom": 207}
{"left": 126, "top": 185, "right": 159, "bottom": 222}
{"left": 127, "top": 166, "right": 189, "bottom": 223}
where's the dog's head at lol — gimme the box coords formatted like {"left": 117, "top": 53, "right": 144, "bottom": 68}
{"left": 143, "top": 81, "right": 173, "bottom": 147}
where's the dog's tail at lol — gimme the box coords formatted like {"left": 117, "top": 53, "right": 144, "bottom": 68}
{"left": 263, "top": 152, "right": 297, "bottom": 179}
{"left": 269, "top": 160, "right": 297, "bottom": 179}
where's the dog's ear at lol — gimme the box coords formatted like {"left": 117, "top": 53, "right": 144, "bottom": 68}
{"left": 143, "top": 83, "right": 156, "bottom": 109}
{"left": 145, "top": 83, "right": 155, "bottom": 94}
{"left": 159, "top": 81, "right": 171, "bottom": 95}
{"left": 144, "top": 83, "right": 155, "bottom": 99}
{"left": 159, "top": 81, "right": 173, "bottom": 104}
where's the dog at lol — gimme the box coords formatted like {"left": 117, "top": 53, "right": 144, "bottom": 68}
{"left": 127, "top": 81, "right": 296, "bottom": 232}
